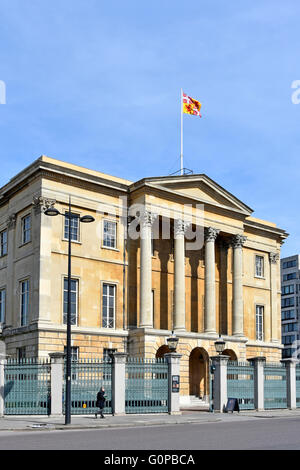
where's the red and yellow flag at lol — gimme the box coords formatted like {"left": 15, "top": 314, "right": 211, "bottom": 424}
{"left": 182, "top": 92, "right": 202, "bottom": 117}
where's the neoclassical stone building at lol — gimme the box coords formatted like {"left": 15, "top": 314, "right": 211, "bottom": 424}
{"left": 0, "top": 156, "right": 287, "bottom": 401}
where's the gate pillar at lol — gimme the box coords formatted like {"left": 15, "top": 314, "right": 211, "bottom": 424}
{"left": 164, "top": 353, "right": 182, "bottom": 415}
{"left": 49, "top": 352, "right": 65, "bottom": 417}
{"left": 111, "top": 352, "right": 127, "bottom": 415}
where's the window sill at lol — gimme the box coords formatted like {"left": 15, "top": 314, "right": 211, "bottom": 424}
{"left": 62, "top": 239, "right": 82, "bottom": 245}
{"left": 101, "top": 245, "right": 119, "bottom": 252}
{"left": 19, "top": 241, "right": 32, "bottom": 248}
{"left": 254, "top": 276, "right": 265, "bottom": 280}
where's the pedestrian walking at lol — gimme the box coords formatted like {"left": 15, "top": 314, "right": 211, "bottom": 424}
{"left": 95, "top": 387, "right": 106, "bottom": 419}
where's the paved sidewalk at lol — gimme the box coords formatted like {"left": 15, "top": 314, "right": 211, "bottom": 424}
{"left": 1, "top": 409, "right": 300, "bottom": 432}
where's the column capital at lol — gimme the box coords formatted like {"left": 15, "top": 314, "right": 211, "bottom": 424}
{"left": 204, "top": 227, "right": 220, "bottom": 242}
{"left": 33, "top": 196, "right": 56, "bottom": 215}
{"left": 231, "top": 234, "right": 247, "bottom": 249}
{"left": 7, "top": 213, "right": 17, "bottom": 230}
{"left": 269, "top": 252, "right": 279, "bottom": 264}
{"left": 174, "top": 219, "right": 191, "bottom": 238}
{"left": 139, "top": 209, "right": 157, "bottom": 228}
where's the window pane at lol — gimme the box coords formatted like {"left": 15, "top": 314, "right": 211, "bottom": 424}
{"left": 22, "top": 216, "right": 31, "bottom": 244}
{"left": 102, "top": 283, "right": 115, "bottom": 328}
{"left": 20, "top": 280, "right": 29, "bottom": 326}
{"left": 0, "top": 289, "right": 5, "bottom": 322}
{"left": 63, "top": 278, "right": 78, "bottom": 325}
{"left": 255, "top": 256, "right": 264, "bottom": 277}
{"left": 0, "top": 230, "right": 7, "bottom": 256}
{"left": 103, "top": 221, "right": 116, "bottom": 248}
{"left": 64, "top": 213, "right": 79, "bottom": 241}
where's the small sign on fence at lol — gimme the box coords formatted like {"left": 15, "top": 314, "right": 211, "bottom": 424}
{"left": 225, "top": 398, "right": 240, "bottom": 413}
{"left": 172, "top": 375, "right": 180, "bottom": 393}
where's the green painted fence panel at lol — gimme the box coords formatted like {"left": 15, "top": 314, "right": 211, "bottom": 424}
{"left": 63, "top": 359, "right": 112, "bottom": 415}
{"left": 4, "top": 358, "right": 51, "bottom": 415}
{"left": 264, "top": 363, "right": 287, "bottom": 409}
{"left": 227, "top": 361, "right": 255, "bottom": 410}
{"left": 125, "top": 358, "right": 168, "bottom": 414}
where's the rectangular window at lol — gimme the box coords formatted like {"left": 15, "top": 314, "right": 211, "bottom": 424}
{"left": 0, "top": 230, "right": 7, "bottom": 257}
{"left": 102, "top": 283, "right": 116, "bottom": 328}
{"left": 17, "top": 347, "right": 26, "bottom": 361}
{"left": 103, "top": 348, "right": 117, "bottom": 362}
{"left": 64, "top": 346, "right": 79, "bottom": 379}
{"left": 283, "top": 335, "right": 296, "bottom": 345}
{"left": 64, "top": 212, "right": 79, "bottom": 242}
{"left": 0, "top": 288, "right": 5, "bottom": 323}
{"left": 282, "top": 310, "right": 295, "bottom": 320}
{"left": 283, "top": 272, "right": 297, "bottom": 281}
{"left": 22, "top": 215, "right": 31, "bottom": 244}
{"left": 63, "top": 278, "right": 78, "bottom": 326}
{"left": 256, "top": 305, "right": 264, "bottom": 341}
{"left": 64, "top": 346, "right": 79, "bottom": 362}
{"left": 103, "top": 220, "right": 117, "bottom": 249}
{"left": 20, "top": 280, "right": 29, "bottom": 326}
{"left": 255, "top": 255, "right": 264, "bottom": 278}
{"left": 282, "top": 285, "right": 295, "bottom": 295}
{"left": 282, "top": 297, "right": 295, "bottom": 308}
{"left": 282, "top": 323, "right": 297, "bottom": 333}
{"left": 283, "top": 260, "right": 297, "bottom": 269}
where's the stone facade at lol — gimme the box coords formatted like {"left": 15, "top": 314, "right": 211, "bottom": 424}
{"left": 0, "top": 156, "right": 288, "bottom": 401}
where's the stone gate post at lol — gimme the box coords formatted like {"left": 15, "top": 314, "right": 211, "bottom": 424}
{"left": 49, "top": 352, "right": 65, "bottom": 417}
{"left": 248, "top": 357, "right": 266, "bottom": 411}
{"left": 164, "top": 353, "right": 182, "bottom": 415}
{"left": 281, "top": 358, "right": 297, "bottom": 410}
{"left": 211, "top": 355, "right": 230, "bottom": 412}
{"left": 111, "top": 352, "right": 127, "bottom": 415}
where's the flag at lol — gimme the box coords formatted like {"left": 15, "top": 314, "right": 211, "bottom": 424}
{"left": 182, "top": 92, "right": 202, "bottom": 117}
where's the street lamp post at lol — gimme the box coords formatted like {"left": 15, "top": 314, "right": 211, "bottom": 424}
{"left": 209, "top": 335, "right": 226, "bottom": 412}
{"left": 45, "top": 197, "right": 95, "bottom": 425}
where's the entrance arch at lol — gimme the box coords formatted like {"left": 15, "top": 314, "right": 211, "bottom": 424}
{"left": 156, "top": 345, "right": 170, "bottom": 358}
{"left": 223, "top": 349, "right": 238, "bottom": 361}
{"left": 189, "top": 347, "right": 209, "bottom": 399}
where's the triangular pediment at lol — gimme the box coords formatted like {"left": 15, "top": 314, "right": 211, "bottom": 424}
{"left": 140, "top": 174, "right": 253, "bottom": 215}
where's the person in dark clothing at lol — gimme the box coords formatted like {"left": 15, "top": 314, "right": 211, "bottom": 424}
{"left": 95, "top": 387, "right": 106, "bottom": 419}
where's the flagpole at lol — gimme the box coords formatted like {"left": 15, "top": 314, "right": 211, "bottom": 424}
{"left": 180, "top": 88, "right": 183, "bottom": 175}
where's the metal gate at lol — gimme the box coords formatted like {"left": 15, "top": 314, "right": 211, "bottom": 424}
{"left": 227, "top": 361, "right": 255, "bottom": 410}
{"left": 64, "top": 359, "right": 112, "bottom": 415}
{"left": 264, "top": 363, "right": 287, "bottom": 409}
{"left": 4, "top": 358, "right": 51, "bottom": 415}
{"left": 125, "top": 358, "right": 169, "bottom": 414}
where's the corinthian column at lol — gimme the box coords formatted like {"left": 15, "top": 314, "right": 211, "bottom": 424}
{"left": 231, "top": 234, "right": 247, "bottom": 337}
{"left": 204, "top": 227, "right": 219, "bottom": 334}
{"left": 173, "top": 219, "right": 190, "bottom": 331}
{"left": 139, "top": 210, "right": 157, "bottom": 328}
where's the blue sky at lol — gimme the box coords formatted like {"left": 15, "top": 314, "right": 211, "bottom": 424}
{"left": 0, "top": 0, "right": 299, "bottom": 256}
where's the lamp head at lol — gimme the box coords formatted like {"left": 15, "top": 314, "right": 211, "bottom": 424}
{"left": 80, "top": 215, "right": 95, "bottom": 223}
{"left": 44, "top": 208, "right": 60, "bottom": 217}
{"left": 214, "top": 336, "right": 226, "bottom": 355}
